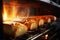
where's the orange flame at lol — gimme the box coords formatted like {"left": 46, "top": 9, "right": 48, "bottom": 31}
{"left": 3, "top": 5, "right": 8, "bottom": 21}
{"left": 3, "top": 1, "right": 30, "bottom": 22}
{"left": 3, "top": 1, "right": 20, "bottom": 22}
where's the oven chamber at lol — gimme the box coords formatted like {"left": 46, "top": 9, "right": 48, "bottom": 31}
{"left": 3, "top": 0, "right": 60, "bottom": 40}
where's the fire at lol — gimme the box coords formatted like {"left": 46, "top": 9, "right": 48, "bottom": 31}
{"left": 11, "top": 2, "right": 18, "bottom": 19}
{"left": 3, "top": 1, "right": 29, "bottom": 22}
{"left": 3, "top": 1, "right": 57, "bottom": 38}
{"left": 3, "top": 8, "right": 8, "bottom": 21}
{"left": 3, "top": 1, "right": 19, "bottom": 21}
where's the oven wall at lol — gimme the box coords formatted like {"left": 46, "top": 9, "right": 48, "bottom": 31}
{"left": 17, "top": 1, "right": 60, "bottom": 17}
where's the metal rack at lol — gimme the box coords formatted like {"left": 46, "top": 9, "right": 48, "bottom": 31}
{"left": 27, "top": 28, "right": 52, "bottom": 40}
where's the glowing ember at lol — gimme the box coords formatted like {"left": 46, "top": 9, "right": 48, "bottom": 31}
{"left": 45, "top": 34, "right": 48, "bottom": 39}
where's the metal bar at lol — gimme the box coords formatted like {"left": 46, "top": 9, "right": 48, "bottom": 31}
{"left": 27, "top": 28, "right": 52, "bottom": 40}
{"left": 31, "top": 28, "right": 52, "bottom": 40}
{"left": 51, "top": 1, "right": 60, "bottom": 7}
{"left": 27, "top": 34, "right": 39, "bottom": 40}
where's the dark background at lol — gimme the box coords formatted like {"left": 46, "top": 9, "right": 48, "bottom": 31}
{"left": 52, "top": 0, "right": 60, "bottom": 5}
{"left": 0, "top": 0, "right": 3, "bottom": 40}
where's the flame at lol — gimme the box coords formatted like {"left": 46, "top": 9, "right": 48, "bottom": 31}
{"left": 3, "top": 1, "right": 19, "bottom": 22}
{"left": 11, "top": 2, "right": 17, "bottom": 19}
{"left": 3, "top": 1, "right": 29, "bottom": 22}
{"left": 3, "top": 7, "right": 8, "bottom": 21}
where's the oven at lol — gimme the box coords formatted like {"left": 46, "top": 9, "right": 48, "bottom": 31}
{"left": 1, "top": 0, "right": 60, "bottom": 40}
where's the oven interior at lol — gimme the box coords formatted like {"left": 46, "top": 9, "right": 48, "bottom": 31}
{"left": 2, "top": 0, "right": 60, "bottom": 40}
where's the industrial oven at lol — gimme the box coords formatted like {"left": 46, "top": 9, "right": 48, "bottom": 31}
{"left": 1, "top": 0, "right": 60, "bottom": 40}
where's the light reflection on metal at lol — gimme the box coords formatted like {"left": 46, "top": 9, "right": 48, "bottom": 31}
{"left": 45, "top": 34, "right": 48, "bottom": 39}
